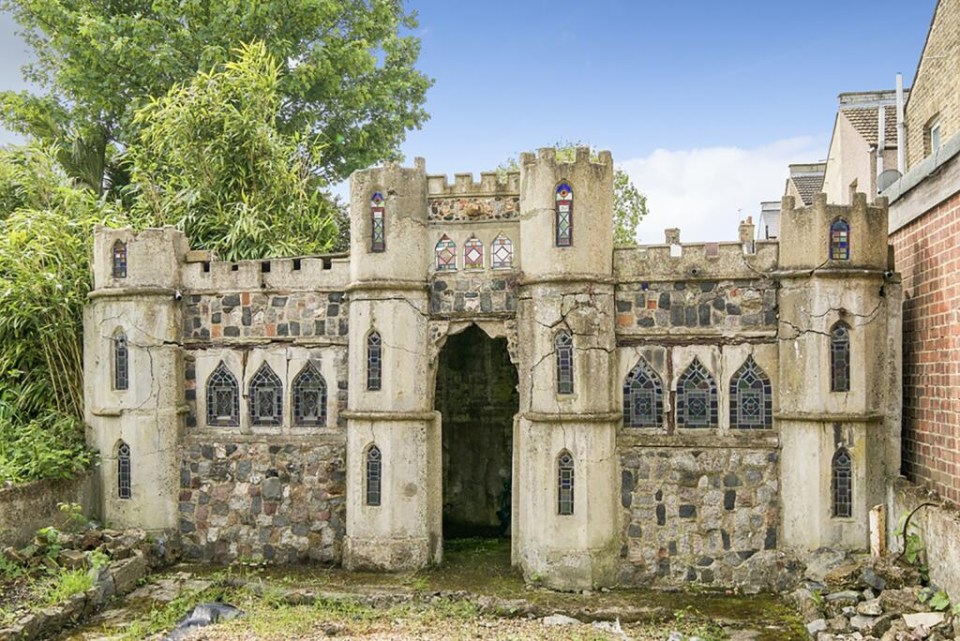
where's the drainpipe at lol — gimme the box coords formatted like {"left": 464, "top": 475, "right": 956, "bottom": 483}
{"left": 896, "top": 73, "right": 906, "bottom": 173}
{"left": 877, "top": 103, "right": 885, "bottom": 194}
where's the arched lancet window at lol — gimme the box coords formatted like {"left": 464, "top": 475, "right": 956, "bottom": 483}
{"left": 435, "top": 235, "right": 457, "bottom": 271}
{"left": 367, "top": 331, "right": 382, "bottom": 391}
{"left": 832, "top": 447, "right": 852, "bottom": 518}
{"left": 623, "top": 359, "right": 663, "bottom": 427}
{"left": 557, "top": 451, "right": 575, "bottom": 515}
{"left": 830, "top": 218, "right": 850, "bottom": 260}
{"left": 370, "top": 191, "right": 386, "bottom": 252}
{"left": 463, "top": 235, "right": 484, "bottom": 270}
{"left": 293, "top": 362, "right": 327, "bottom": 427}
{"left": 555, "top": 181, "right": 574, "bottom": 247}
{"left": 366, "top": 445, "right": 382, "bottom": 506}
{"left": 491, "top": 234, "right": 514, "bottom": 269}
{"left": 677, "top": 358, "right": 718, "bottom": 428}
{"left": 112, "top": 240, "right": 127, "bottom": 278}
{"left": 555, "top": 331, "right": 574, "bottom": 395}
{"left": 206, "top": 362, "right": 239, "bottom": 427}
{"left": 113, "top": 331, "right": 129, "bottom": 391}
{"left": 249, "top": 363, "right": 282, "bottom": 426}
{"left": 830, "top": 322, "right": 851, "bottom": 392}
{"left": 729, "top": 356, "right": 772, "bottom": 429}
{"left": 117, "top": 442, "right": 131, "bottom": 499}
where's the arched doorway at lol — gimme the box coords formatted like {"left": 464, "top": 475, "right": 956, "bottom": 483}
{"left": 434, "top": 325, "right": 519, "bottom": 539}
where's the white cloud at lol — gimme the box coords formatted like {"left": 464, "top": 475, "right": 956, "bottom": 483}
{"left": 620, "top": 137, "right": 825, "bottom": 243}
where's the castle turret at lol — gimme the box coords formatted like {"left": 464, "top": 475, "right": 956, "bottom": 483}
{"left": 513, "top": 148, "right": 620, "bottom": 589}
{"left": 776, "top": 193, "right": 901, "bottom": 550}
{"left": 84, "top": 226, "right": 186, "bottom": 531}
{"left": 342, "top": 160, "right": 442, "bottom": 570}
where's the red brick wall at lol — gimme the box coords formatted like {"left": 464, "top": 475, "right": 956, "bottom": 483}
{"left": 891, "top": 191, "right": 960, "bottom": 505}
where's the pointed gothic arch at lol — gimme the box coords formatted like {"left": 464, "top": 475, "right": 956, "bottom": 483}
{"left": 206, "top": 362, "right": 239, "bottom": 427}
{"left": 729, "top": 356, "right": 772, "bottom": 429}
{"left": 249, "top": 363, "right": 283, "bottom": 426}
{"left": 676, "top": 358, "right": 718, "bottom": 428}
{"left": 293, "top": 362, "right": 327, "bottom": 427}
{"left": 623, "top": 358, "right": 663, "bottom": 427}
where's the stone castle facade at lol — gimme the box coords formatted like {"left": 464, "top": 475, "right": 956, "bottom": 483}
{"left": 83, "top": 147, "right": 902, "bottom": 590}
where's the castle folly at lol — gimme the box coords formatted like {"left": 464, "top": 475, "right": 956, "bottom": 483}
{"left": 83, "top": 148, "right": 901, "bottom": 590}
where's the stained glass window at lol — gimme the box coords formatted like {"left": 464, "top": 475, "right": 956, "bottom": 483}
{"left": 491, "top": 234, "right": 514, "bottom": 269}
{"left": 114, "top": 331, "right": 129, "bottom": 391}
{"left": 623, "top": 359, "right": 663, "bottom": 427}
{"left": 371, "top": 192, "right": 385, "bottom": 252}
{"left": 293, "top": 363, "right": 326, "bottom": 427}
{"left": 558, "top": 451, "right": 574, "bottom": 515}
{"left": 435, "top": 235, "right": 457, "bottom": 271}
{"left": 117, "top": 442, "right": 131, "bottom": 499}
{"left": 729, "top": 356, "right": 772, "bottom": 429}
{"left": 555, "top": 331, "right": 574, "bottom": 395}
{"left": 367, "top": 331, "right": 382, "bottom": 391}
{"left": 249, "top": 363, "right": 282, "bottom": 426}
{"left": 366, "top": 445, "right": 382, "bottom": 506}
{"left": 832, "top": 447, "right": 852, "bottom": 518}
{"left": 830, "top": 218, "right": 850, "bottom": 260}
{"left": 830, "top": 323, "right": 850, "bottom": 392}
{"left": 555, "top": 181, "right": 573, "bottom": 247}
{"left": 112, "top": 240, "right": 127, "bottom": 278}
{"left": 206, "top": 362, "right": 239, "bottom": 427}
{"left": 463, "top": 235, "right": 484, "bottom": 270}
{"left": 677, "top": 358, "right": 718, "bottom": 428}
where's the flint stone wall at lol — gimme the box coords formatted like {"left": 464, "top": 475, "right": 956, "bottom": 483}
{"left": 619, "top": 437, "right": 781, "bottom": 587}
{"left": 178, "top": 439, "right": 346, "bottom": 563}
{"left": 430, "top": 275, "right": 519, "bottom": 317}
{"left": 614, "top": 280, "right": 777, "bottom": 332}
{"left": 182, "top": 291, "right": 348, "bottom": 342}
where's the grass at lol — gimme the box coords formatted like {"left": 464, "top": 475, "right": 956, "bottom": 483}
{"left": 41, "top": 568, "right": 94, "bottom": 606}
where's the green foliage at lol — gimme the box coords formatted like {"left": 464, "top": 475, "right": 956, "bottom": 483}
{"left": 127, "top": 42, "right": 337, "bottom": 260}
{"left": 497, "top": 142, "right": 649, "bottom": 244}
{"left": 1, "top": 0, "right": 431, "bottom": 189}
{"left": 41, "top": 567, "right": 94, "bottom": 606}
{"left": 896, "top": 512, "right": 926, "bottom": 565}
{"left": 0, "top": 555, "right": 25, "bottom": 581}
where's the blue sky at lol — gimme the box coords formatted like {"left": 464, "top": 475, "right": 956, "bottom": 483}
{"left": 0, "top": 1, "right": 937, "bottom": 241}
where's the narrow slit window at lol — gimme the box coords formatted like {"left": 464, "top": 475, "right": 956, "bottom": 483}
{"left": 555, "top": 182, "right": 573, "bottom": 247}
{"left": 829, "top": 218, "right": 850, "bottom": 260}
{"left": 558, "top": 451, "right": 574, "bottom": 515}
{"left": 206, "top": 362, "right": 239, "bottom": 427}
{"left": 435, "top": 235, "right": 457, "bottom": 271}
{"left": 113, "top": 331, "right": 129, "bottom": 391}
{"left": 367, "top": 331, "right": 382, "bottom": 391}
{"left": 491, "top": 234, "right": 514, "bottom": 269}
{"left": 729, "top": 356, "right": 772, "bottom": 429}
{"left": 293, "top": 363, "right": 327, "bottom": 427}
{"left": 249, "top": 363, "right": 282, "bottom": 426}
{"left": 623, "top": 359, "right": 663, "bottom": 427}
{"left": 830, "top": 322, "right": 851, "bottom": 392}
{"left": 366, "top": 445, "right": 382, "bottom": 506}
{"left": 555, "top": 331, "right": 574, "bottom": 395}
{"left": 371, "top": 192, "right": 385, "bottom": 252}
{"left": 112, "top": 240, "right": 127, "bottom": 278}
{"left": 832, "top": 447, "right": 852, "bottom": 518}
{"left": 117, "top": 442, "right": 131, "bottom": 499}
{"left": 463, "top": 235, "right": 484, "bottom": 269}
{"left": 676, "top": 358, "right": 718, "bottom": 428}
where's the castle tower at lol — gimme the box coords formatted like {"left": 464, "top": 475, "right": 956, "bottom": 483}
{"left": 342, "top": 159, "right": 442, "bottom": 570}
{"left": 513, "top": 148, "right": 620, "bottom": 589}
{"left": 83, "top": 226, "right": 186, "bottom": 530}
{"left": 777, "top": 193, "right": 901, "bottom": 550}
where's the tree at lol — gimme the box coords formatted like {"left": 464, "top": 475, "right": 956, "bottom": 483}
{"left": 1, "top": 0, "right": 432, "bottom": 191}
{"left": 127, "top": 42, "right": 337, "bottom": 261}
{"left": 497, "top": 143, "right": 649, "bottom": 245}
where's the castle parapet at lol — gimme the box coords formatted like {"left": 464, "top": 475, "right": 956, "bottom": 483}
{"left": 614, "top": 240, "right": 778, "bottom": 283}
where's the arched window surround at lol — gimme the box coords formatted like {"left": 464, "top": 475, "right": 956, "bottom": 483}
{"left": 676, "top": 358, "right": 718, "bottom": 428}
{"left": 112, "top": 239, "right": 127, "bottom": 278}
{"left": 113, "top": 329, "right": 129, "bottom": 391}
{"left": 555, "top": 181, "right": 574, "bottom": 247}
{"left": 623, "top": 358, "right": 663, "bottom": 428}
{"left": 831, "top": 446, "right": 853, "bottom": 518}
{"left": 463, "top": 235, "right": 484, "bottom": 270}
{"left": 491, "top": 233, "right": 514, "bottom": 269}
{"left": 206, "top": 361, "right": 240, "bottom": 427}
{"left": 367, "top": 330, "right": 382, "bottom": 391}
{"left": 248, "top": 363, "right": 282, "bottom": 426}
{"left": 557, "top": 450, "right": 575, "bottom": 515}
{"left": 830, "top": 322, "right": 851, "bottom": 393}
{"left": 729, "top": 356, "right": 772, "bottom": 429}
{"left": 555, "top": 330, "right": 574, "bottom": 395}
{"left": 117, "top": 441, "right": 131, "bottom": 500}
{"left": 365, "top": 444, "right": 382, "bottom": 506}
{"left": 830, "top": 218, "right": 850, "bottom": 260}
{"left": 293, "top": 362, "right": 327, "bottom": 427}
{"left": 370, "top": 191, "right": 386, "bottom": 253}
{"left": 435, "top": 234, "right": 457, "bottom": 271}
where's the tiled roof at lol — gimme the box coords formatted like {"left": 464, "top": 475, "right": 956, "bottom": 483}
{"left": 842, "top": 105, "right": 898, "bottom": 146}
{"left": 792, "top": 175, "right": 824, "bottom": 206}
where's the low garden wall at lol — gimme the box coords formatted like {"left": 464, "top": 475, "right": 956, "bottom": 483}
{"left": 0, "top": 471, "right": 97, "bottom": 548}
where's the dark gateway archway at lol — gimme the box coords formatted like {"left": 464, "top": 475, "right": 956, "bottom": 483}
{"left": 434, "top": 325, "right": 519, "bottom": 539}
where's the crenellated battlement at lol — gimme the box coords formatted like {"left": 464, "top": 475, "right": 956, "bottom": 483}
{"left": 180, "top": 253, "right": 350, "bottom": 293}
{"left": 519, "top": 146, "right": 614, "bottom": 172}
{"left": 614, "top": 240, "right": 779, "bottom": 283}
{"left": 427, "top": 171, "right": 520, "bottom": 197}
